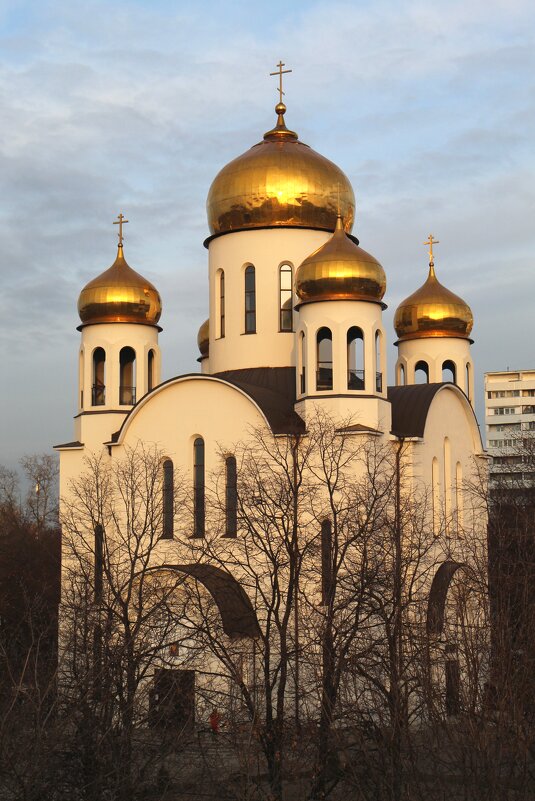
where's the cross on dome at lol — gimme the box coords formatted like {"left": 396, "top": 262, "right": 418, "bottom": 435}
{"left": 114, "top": 213, "right": 129, "bottom": 247}
{"left": 424, "top": 233, "right": 439, "bottom": 265}
{"left": 270, "top": 61, "right": 292, "bottom": 104}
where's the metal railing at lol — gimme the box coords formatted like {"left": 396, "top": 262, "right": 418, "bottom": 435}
{"left": 119, "top": 386, "right": 136, "bottom": 405}
{"left": 316, "top": 366, "right": 333, "bottom": 391}
{"left": 92, "top": 384, "right": 105, "bottom": 406}
{"left": 348, "top": 369, "right": 365, "bottom": 390}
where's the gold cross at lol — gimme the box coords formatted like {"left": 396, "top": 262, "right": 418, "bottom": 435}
{"left": 270, "top": 61, "right": 292, "bottom": 104}
{"left": 113, "top": 213, "right": 129, "bottom": 246}
{"left": 424, "top": 233, "right": 439, "bottom": 263}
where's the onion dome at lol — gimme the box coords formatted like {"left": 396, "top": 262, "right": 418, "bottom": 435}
{"left": 394, "top": 261, "right": 473, "bottom": 342}
{"left": 295, "top": 215, "right": 386, "bottom": 304}
{"left": 206, "top": 101, "right": 355, "bottom": 236}
{"left": 197, "top": 318, "right": 209, "bottom": 357}
{"left": 78, "top": 244, "right": 162, "bottom": 326}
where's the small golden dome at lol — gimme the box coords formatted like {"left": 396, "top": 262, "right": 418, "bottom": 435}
{"left": 78, "top": 245, "right": 162, "bottom": 326}
{"left": 198, "top": 318, "right": 209, "bottom": 357}
{"left": 394, "top": 262, "right": 473, "bottom": 341}
{"left": 206, "top": 102, "right": 355, "bottom": 236}
{"left": 295, "top": 216, "right": 386, "bottom": 304}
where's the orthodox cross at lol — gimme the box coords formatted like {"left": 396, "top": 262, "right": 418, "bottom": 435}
{"left": 424, "top": 233, "right": 439, "bottom": 263}
{"left": 270, "top": 61, "right": 292, "bottom": 103}
{"left": 114, "top": 213, "right": 129, "bottom": 246}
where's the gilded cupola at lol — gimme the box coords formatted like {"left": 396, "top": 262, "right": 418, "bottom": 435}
{"left": 394, "top": 238, "right": 473, "bottom": 341}
{"left": 295, "top": 215, "right": 386, "bottom": 304}
{"left": 78, "top": 218, "right": 162, "bottom": 327}
{"left": 206, "top": 100, "right": 355, "bottom": 236}
{"left": 197, "top": 318, "right": 209, "bottom": 357}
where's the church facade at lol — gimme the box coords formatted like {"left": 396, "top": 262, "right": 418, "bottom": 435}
{"left": 56, "top": 85, "right": 487, "bottom": 728}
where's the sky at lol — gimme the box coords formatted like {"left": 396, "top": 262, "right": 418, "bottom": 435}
{"left": 0, "top": 0, "right": 534, "bottom": 470}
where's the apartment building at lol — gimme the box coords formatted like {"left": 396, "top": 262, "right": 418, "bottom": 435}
{"left": 485, "top": 370, "right": 535, "bottom": 484}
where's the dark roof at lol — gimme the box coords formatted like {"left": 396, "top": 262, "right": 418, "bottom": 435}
{"left": 388, "top": 383, "right": 447, "bottom": 438}
{"left": 214, "top": 367, "right": 306, "bottom": 435}
{"left": 53, "top": 440, "right": 84, "bottom": 449}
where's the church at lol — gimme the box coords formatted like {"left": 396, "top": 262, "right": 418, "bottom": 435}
{"left": 56, "top": 67, "right": 487, "bottom": 733}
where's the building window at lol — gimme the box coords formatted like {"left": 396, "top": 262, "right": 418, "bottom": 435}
{"left": 299, "top": 331, "right": 306, "bottom": 395}
{"left": 119, "top": 347, "right": 136, "bottom": 405}
{"left": 193, "top": 438, "right": 205, "bottom": 537}
{"left": 494, "top": 407, "right": 516, "bottom": 415}
{"left": 279, "top": 263, "right": 293, "bottom": 332}
{"left": 375, "top": 330, "right": 383, "bottom": 392}
{"left": 244, "top": 266, "right": 256, "bottom": 333}
{"left": 443, "top": 437, "right": 451, "bottom": 529}
{"left": 455, "top": 462, "right": 463, "bottom": 534}
{"left": 162, "top": 459, "right": 174, "bottom": 539}
{"left": 321, "top": 519, "right": 332, "bottom": 606}
{"left": 347, "top": 327, "right": 364, "bottom": 390}
{"left": 432, "top": 456, "right": 440, "bottom": 535}
{"left": 225, "top": 456, "right": 237, "bottom": 537}
{"left": 415, "top": 360, "right": 429, "bottom": 384}
{"left": 148, "top": 349, "right": 155, "bottom": 392}
{"left": 442, "top": 360, "right": 456, "bottom": 384}
{"left": 398, "top": 363, "right": 405, "bottom": 386}
{"left": 219, "top": 270, "right": 225, "bottom": 338}
{"left": 92, "top": 347, "right": 106, "bottom": 406}
{"left": 316, "top": 328, "right": 333, "bottom": 390}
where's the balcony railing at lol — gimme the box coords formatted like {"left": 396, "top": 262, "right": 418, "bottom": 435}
{"left": 348, "top": 369, "right": 365, "bottom": 390}
{"left": 316, "top": 366, "right": 333, "bottom": 391}
{"left": 119, "top": 386, "right": 136, "bottom": 405}
{"left": 92, "top": 384, "right": 105, "bottom": 406}
{"left": 376, "top": 372, "right": 383, "bottom": 393}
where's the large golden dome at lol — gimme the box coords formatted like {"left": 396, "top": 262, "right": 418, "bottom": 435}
{"left": 394, "top": 261, "right": 473, "bottom": 341}
{"left": 197, "top": 318, "right": 209, "bottom": 357}
{"left": 295, "top": 215, "right": 386, "bottom": 304}
{"left": 78, "top": 245, "right": 162, "bottom": 326}
{"left": 206, "top": 102, "right": 355, "bottom": 236}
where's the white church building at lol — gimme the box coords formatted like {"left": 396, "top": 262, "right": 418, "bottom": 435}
{"left": 56, "top": 82, "right": 487, "bottom": 727}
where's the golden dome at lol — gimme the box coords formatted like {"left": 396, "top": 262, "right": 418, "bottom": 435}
{"left": 198, "top": 318, "right": 209, "bottom": 357}
{"left": 206, "top": 102, "right": 355, "bottom": 236}
{"left": 78, "top": 245, "right": 162, "bottom": 326}
{"left": 394, "top": 262, "right": 473, "bottom": 341}
{"left": 295, "top": 215, "right": 386, "bottom": 304}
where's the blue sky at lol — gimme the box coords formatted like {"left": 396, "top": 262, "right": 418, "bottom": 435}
{"left": 0, "top": 0, "right": 534, "bottom": 468}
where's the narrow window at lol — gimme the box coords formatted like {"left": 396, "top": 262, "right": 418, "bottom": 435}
{"left": 79, "top": 350, "right": 84, "bottom": 408}
{"left": 321, "top": 519, "right": 332, "bottom": 606}
{"left": 119, "top": 346, "right": 136, "bottom": 405}
{"left": 347, "top": 327, "right": 364, "bottom": 390}
{"left": 432, "top": 456, "right": 440, "bottom": 535}
{"left": 316, "top": 328, "right": 333, "bottom": 391}
{"left": 375, "top": 330, "right": 382, "bottom": 392}
{"left": 444, "top": 437, "right": 451, "bottom": 530}
{"left": 94, "top": 524, "right": 103, "bottom": 602}
{"left": 244, "top": 266, "right": 256, "bottom": 333}
{"left": 442, "top": 360, "right": 456, "bottom": 384}
{"left": 466, "top": 363, "right": 471, "bottom": 400}
{"left": 415, "top": 360, "right": 429, "bottom": 385}
{"left": 148, "top": 349, "right": 155, "bottom": 392}
{"left": 225, "top": 456, "right": 237, "bottom": 537}
{"left": 299, "top": 331, "right": 306, "bottom": 395}
{"left": 92, "top": 347, "right": 106, "bottom": 406}
{"left": 219, "top": 270, "right": 225, "bottom": 338}
{"left": 193, "top": 438, "right": 205, "bottom": 537}
{"left": 455, "top": 462, "right": 463, "bottom": 534}
{"left": 399, "top": 364, "right": 406, "bottom": 386}
{"left": 162, "top": 459, "right": 174, "bottom": 539}
{"left": 279, "top": 263, "right": 293, "bottom": 332}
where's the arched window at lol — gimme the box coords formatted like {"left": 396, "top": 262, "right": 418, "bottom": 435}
{"left": 94, "top": 524, "right": 103, "bottom": 602}
{"left": 442, "top": 360, "right": 456, "bottom": 384}
{"left": 92, "top": 347, "right": 106, "bottom": 406}
{"left": 119, "top": 347, "right": 136, "bottom": 405}
{"left": 455, "top": 462, "right": 463, "bottom": 535}
{"left": 375, "top": 331, "right": 383, "bottom": 392}
{"left": 193, "top": 438, "right": 205, "bottom": 537}
{"left": 432, "top": 456, "right": 440, "bottom": 535}
{"left": 347, "top": 327, "right": 364, "bottom": 390}
{"left": 466, "top": 363, "right": 471, "bottom": 399}
{"left": 244, "top": 266, "right": 256, "bottom": 333}
{"left": 444, "top": 437, "right": 451, "bottom": 528}
{"left": 148, "top": 349, "right": 155, "bottom": 392}
{"left": 162, "top": 459, "right": 174, "bottom": 539}
{"left": 279, "top": 263, "right": 293, "bottom": 332}
{"left": 218, "top": 270, "right": 225, "bottom": 338}
{"left": 415, "top": 360, "right": 429, "bottom": 384}
{"left": 299, "top": 331, "right": 306, "bottom": 395}
{"left": 79, "top": 350, "right": 84, "bottom": 408}
{"left": 321, "top": 519, "right": 333, "bottom": 606}
{"left": 398, "top": 364, "right": 406, "bottom": 386}
{"left": 225, "top": 455, "right": 237, "bottom": 537}
{"left": 316, "top": 328, "right": 333, "bottom": 390}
